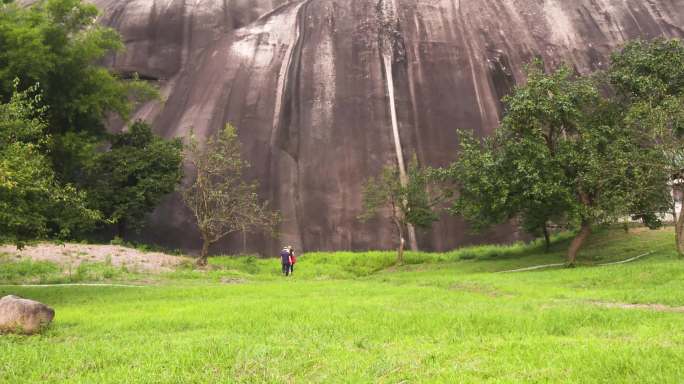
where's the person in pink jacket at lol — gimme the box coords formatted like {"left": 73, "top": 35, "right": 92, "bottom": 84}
{"left": 288, "top": 246, "right": 297, "bottom": 275}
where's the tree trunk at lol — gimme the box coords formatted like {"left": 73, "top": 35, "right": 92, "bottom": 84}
{"left": 542, "top": 224, "right": 551, "bottom": 253}
{"left": 397, "top": 235, "right": 405, "bottom": 265}
{"left": 117, "top": 219, "right": 126, "bottom": 239}
{"left": 393, "top": 217, "right": 406, "bottom": 265}
{"left": 676, "top": 204, "right": 684, "bottom": 256}
{"left": 567, "top": 221, "right": 591, "bottom": 265}
{"left": 407, "top": 224, "right": 418, "bottom": 252}
{"left": 198, "top": 236, "right": 210, "bottom": 266}
{"left": 242, "top": 228, "right": 247, "bottom": 255}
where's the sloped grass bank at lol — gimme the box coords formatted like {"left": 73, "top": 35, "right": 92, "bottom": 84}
{"left": 2, "top": 228, "right": 658, "bottom": 284}
{"left": 197, "top": 232, "right": 573, "bottom": 280}
{"left": 184, "top": 228, "right": 662, "bottom": 281}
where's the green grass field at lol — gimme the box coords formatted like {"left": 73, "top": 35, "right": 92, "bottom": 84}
{"left": 2, "top": 228, "right": 684, "bottom": 383}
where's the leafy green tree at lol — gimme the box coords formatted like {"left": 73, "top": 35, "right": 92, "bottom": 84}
{"left": 444, "top": 129, "right": 572, "bottom": 252}
{"left": 607, "top": 38, "right": 684, "bottom": 254}
{"left": 0, "top": 0, "right": 155, "bottom": 135}
{"left": 360, "top": 157, "right": 445, "bottom": 264}
{"left": 447, "top": 64, "right": 667, "bottom": 264}
{"left": 86, "top": 121, "right": 183, "bottom": 238}
{"left": 0, "top": 82, "right": 98, "bottom": 245}
{"left": 0, "top": 0, "right": 169, "bottom": 245}
{"left": 182, "top": 125, "right": 280, "bottom": 265}
{"left": 0, "top": 0, "right": 157, "bottom": 197}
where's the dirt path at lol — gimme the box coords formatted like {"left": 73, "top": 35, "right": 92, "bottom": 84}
{"left": 0, "top": 243, "right": 191, "bottom": 273}
{"left": 0, "top": 283, "right": 146, "bottom": 287}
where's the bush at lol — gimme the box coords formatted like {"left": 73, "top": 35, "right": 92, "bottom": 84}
{"left": 73, "top": 262, "right": 126, "bottom": 281}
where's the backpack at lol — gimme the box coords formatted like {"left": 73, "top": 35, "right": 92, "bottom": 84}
{"left": 290, "top": 254, "right": 297, "bottom": 264}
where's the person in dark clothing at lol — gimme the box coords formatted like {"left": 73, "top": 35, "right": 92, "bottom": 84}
{"left": 280, "top": 246, "right": 291, "bottom": 276}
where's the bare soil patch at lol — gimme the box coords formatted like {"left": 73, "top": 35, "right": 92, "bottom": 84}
{"left": 220, "top": 277, "right": 248, "bottom": 284}
{"left": 0, "top": 243, "right": 191, "bottom": 273}
{"left": 449, "top": 282, "right": 511, "bottom": 297}
{"left": 593, "top": 301, "right": 684, "bottom": 313}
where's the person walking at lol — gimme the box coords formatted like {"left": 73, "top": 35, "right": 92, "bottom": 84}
{"left": 288, "top": 247, "right": 297, "bottom": 275}
{"left": 280, "top": 246, "right": 291, "bottom": 276}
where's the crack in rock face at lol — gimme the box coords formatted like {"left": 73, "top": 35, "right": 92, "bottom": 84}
{"left": 93, "top": 0, "right": 684, "bottom": 255}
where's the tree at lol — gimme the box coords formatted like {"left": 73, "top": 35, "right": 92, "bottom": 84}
{"left": 360, "top": 157, "right": 445, "bottom": 264}
{"left": 85, "top": 121, "right": 183, "bottom": 238}
{"left": 0, "top": 0, "right": 156, "bottom": 136}
{"left": 182, "top": 124, "right": 280, "bottom": 265}
{"left": 446, "top": 63, "right": 667, "bottom": 264}
{"left": 607, "top": 38, "right": 684, "bottom": 254}
{"left": 0, "top": 81, "right": 99, "bottom": 245}
{"left": 0, "top": 0, "right": 167, "bottom": 244}
{"left": 0, "top": 0, "right": 157, "bottom": 198}
{"left": 444, "top": 129, "right": 572, "bottom": 252}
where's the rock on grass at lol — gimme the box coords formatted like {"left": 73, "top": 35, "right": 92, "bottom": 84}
{"left": 0, "top": 295, "right": 54, "bottom": 334}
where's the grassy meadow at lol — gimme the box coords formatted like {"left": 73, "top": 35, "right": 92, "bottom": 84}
{"left": 1, "top": 228, "right": 684, "bottom": 383}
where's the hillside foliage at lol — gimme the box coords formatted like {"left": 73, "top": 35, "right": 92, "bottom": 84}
{"left": 445, "top": 39, "right": 684, "bottom": 262}
{"left": 0, "top": 0, "right": 181, "bottom": 245}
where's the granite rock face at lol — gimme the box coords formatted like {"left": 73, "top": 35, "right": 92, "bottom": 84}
{"left": 94, "top": 0, "right": 684, "bottom": 254}
{"left": 0, "top": 295, "right": 55, "bottom": 334}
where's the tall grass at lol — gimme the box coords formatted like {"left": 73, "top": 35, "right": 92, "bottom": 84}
{"left": 0, "top": 255, "right": 59, "bottom": 284}
{"left": 0, "top": 254, "right": 135, "bottom": 284}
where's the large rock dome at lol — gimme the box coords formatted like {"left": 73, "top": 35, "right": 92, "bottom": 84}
{"left": 94, "top": 0, "right": 684, "bottom": 254}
